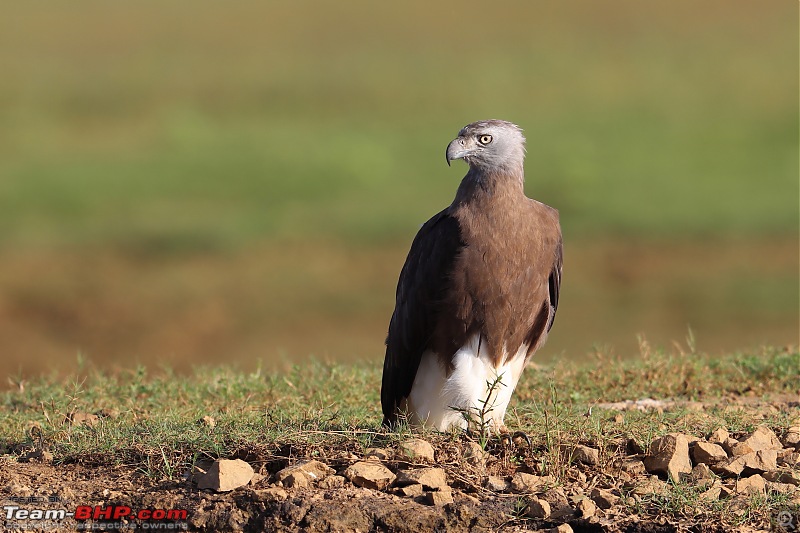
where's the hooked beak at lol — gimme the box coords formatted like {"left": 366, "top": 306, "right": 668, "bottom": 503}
{"left": 445, "top": 137, "right": 474, "bottom": 166}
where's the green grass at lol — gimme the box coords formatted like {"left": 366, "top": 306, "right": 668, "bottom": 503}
{"left": 2, "top": 344, "right": 798, "bottom": 528}
{"left": 3, "top": 345, "right": 797, "bottom": 474}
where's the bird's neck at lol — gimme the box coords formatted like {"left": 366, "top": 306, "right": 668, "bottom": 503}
{"left": 453, "top": 166, "right": 526, "bottom": 207}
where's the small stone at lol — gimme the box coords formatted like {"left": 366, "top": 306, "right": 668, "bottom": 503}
{"left": 196, "top": 459, "right": 254, "bottom": 492}
{"left": 540, "top": 487, "right": 574, "bottom": 519}
{"left": 564, "top": 444, "right": 600, "bottom": 466}
{"left": 396, "top": 483, "right": 423, "bottom": 497}
{"left": 708, "top": 427, "right": 729, "bottom": 445}
{"left": 731, "top": 427, "right": 783, "bottom": 456}
{"left": 525, "top": 497, "right": 550, "bottom": 519}
{"left": 67, "top": 412, "right": 99, "bottom": 428}
{"left": 397, "top": 438, "right": 435, "bottom": 463}
{"left": 689, "top": 463, "right": 715, "bottom": 483}
{"left": 510, "top": 472, "right": 548, "bottom": 493}
{"left": 779, "top": 451, "right": 800, "bottom": 467}
{"left": 783, "top": 426, "right": 800, "bottom": 449}
{"left": 714, "top": 450, "right": 778, "bottom": 476}
{"left": 699, "top": 480, "right": 722, "bottom": 501}
{"left": 735, "top": 474, "right": 766, "bottom": 495}
{"left": 575, "top": 496, "right": 596, "bottom": 518}
{"left": 364, "top": 448, "right": 391, "bottom": 461}
{"left": 20, "top": 449, "right": 53, "bottom": 463}
{"left": 549, "top": 524, "right": 574, "bottom": 533}
{"left": 644, "top": 433, "right": 692, "bottom": 481}
{"left": 198, "top": 416, "right": 216, "bottom": 428}
{"left": 766, "top": 481, "right": 798, "bottom": 495}
{"left": 96, "top": 408, "right": 119, "bottom": 419}
{"left": 618, "top": 458, "right": 646, "bottom": 475}
{"left": 425, "top": 489, "right": 454, "bottom": 506}
{"left": 632, "top": 476, "right": 669, "bottom": 497}
{"left": 463, "top": 441, "right": 489, "bottom": 466}
{"left": 255, "top": 487, "right": 288, "bottom": 501}
{"left": 343, "top": 461, "right": 396, "bottom": 490}
{"left": 590, "top": 488, "right": 618, "bottom": 509}
{"left": 763, "top": 469, "right": 800, "bottom": 486}
{"left": 276, "top": 460, "right": 335, "bottom": 488}
{"left": 485, "top": 476, "right": 509, "bottom": 492}
{"left": 691, "top": 442, "right": 728, "bottom": 465}
{"left": 722, "top": 437, "right": 740, "bottom": 456}
{"left": 318, "top": 475, "right": 345, "bottom": 489}
{"left": 395, "top": 467, "right": 447, "bottom": 490}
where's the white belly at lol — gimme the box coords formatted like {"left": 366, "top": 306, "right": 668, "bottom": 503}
{"left": 406, "top": 333, "right": 528, "bottom": 432}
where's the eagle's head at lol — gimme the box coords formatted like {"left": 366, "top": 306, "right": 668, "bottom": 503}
{"left": 445, "top": 119, "right": 526, "bottom": 174}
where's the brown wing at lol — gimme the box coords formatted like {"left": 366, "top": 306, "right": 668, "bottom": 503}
{"left": 381, "top": 210, "right": 464, "bottom": 426}
{"left": 523, "top": 229, "right": 563, "bottom": 357}
{"left": 547, "top": 236, "right": 563, "bottom": 331}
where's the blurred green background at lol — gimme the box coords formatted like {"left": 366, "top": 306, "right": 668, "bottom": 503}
{"left": 0, "top": 1, "right": 797, "bottom": 381}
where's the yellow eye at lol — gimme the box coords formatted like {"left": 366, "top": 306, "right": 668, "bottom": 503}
{"left": 478, "top": 134, "right": 493, "bottom": 145}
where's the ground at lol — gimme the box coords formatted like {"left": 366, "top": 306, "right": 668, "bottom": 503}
{"left": 1, "top": 347, "right": 798, "bottom": 532}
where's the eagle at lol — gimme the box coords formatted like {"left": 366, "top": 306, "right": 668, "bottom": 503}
{"left": 381, "top": 119, "right": 563, "bottom": 433}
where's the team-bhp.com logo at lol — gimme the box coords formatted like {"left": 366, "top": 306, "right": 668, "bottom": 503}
{"left": 4, "top": 500, "right": 189, "bottom": 530}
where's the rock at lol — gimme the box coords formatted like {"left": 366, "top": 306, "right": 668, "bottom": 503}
{"left": 618, "top": 457, "right": 646, "bottom": 475}
{"left": 691, "top": 442, "right": 728, "bottom": 465}
{"left": 549, "top": 525, "right": 574, "bottom": 533}
{"left": 735, "top": 474, "right": 766, "bottom": 495}
{"left": 510, "top": 472, "right": 551, "bottom": 493}
{"left": 463, "top": 441, "right": 489, "bottom": 465}
{"left": 714, "top": 450, "right": 778, "bottom": 476}
{"left": 540, "top": 488, "right": 574, "bottom": 519}
{"left": 364, "top": 448, "right": 391, "bottom": 461}
{"left": 485, "top": 476, "right": 509, "bottom": 492}
{"left": 590, "top": 488, "right": 618, "bottom": 509}
{"left": 632, "top": 476, "right": 669, "bottom": 497}
{"left": 198, "top": 416, "right": 216, "bottom": 428}
{"left": 276, "top": 460, "right": 335, "bottom": 488}
{"left": 96, "top": 408, "right": 119, "bottom": 419}
{"left": 708, "top": 427, "right": 729, "bottom": 445}
{"left": 395, "top": 467, "right": 447, "bottom": 490}
{"left": 779, "top": 451, "right": 800, "bottom": 467}
{"left": 564, "top": 444, "right": 600, "bottom": 465}
{"left": 766, "top": 481, "right": 798, "bottom": 495}
{"left": 20, "top": 449, "right": 53, "bottom": 463}
{"left": 397, "top": 438, "right": 435, "bottom": 463}
{"left": 343, "top": 461, "right": 396, "bottom": 490}
{"left": 317, "top": 475, "right": 345, "bottom": 489}
{"left": 644, "top": 433, "right": 692, "bottom": 481}
{"left": 396, "top": 483, "right": 423, "bottom": 497}
{"left": 254, "top": 487, "right": 288, "bottom": 501}
{"left": 425, "top": 488, "right": 453, "bottom": 506}
{"left": 67, "top": 412, "right": 99, "bottom": 427}
{"left": 782, "top": 426, "right": 800, "bottom": 449}
{"left": 575, "top": 495, "right": 596, "bottom": 518}
{"left": 699, "top": 480, "right": 722, "bottom": 501}
{"left": 731, "top": 427, "right": 783, "bottom": 456}
{"left": 689, "top": 463, "right": 715, "bottom": 484}
{"left": 196, "top": 459, "right": 254, "bottom": 492}
{"left": 764, "top": 469, "right": 800, "bottom": 486}
{"left": 721, "top": 437, "right": 740, "bottom": 456}
{"left": 525, "top": 497, "right": 550, "bottom": 519}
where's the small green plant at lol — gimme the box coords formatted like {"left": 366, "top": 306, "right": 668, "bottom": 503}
{"left": 451, "top": 372, "right": 506, "bottom": 450}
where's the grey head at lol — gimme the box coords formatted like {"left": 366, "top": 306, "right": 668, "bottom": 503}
{"left": 445, "top": 119, "right": 526, "bottom": 175}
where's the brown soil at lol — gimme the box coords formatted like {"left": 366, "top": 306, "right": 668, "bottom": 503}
{"left": 2, "top": 399, "right": 799, "bottom": 533}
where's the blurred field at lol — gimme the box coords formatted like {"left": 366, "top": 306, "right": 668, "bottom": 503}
{"left": 0, "top": 1, "right": 797, "bottom": 381}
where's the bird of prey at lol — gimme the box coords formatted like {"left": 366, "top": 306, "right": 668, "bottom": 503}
{"left": 381, "top": 119, "right": 563, "bottom": 432}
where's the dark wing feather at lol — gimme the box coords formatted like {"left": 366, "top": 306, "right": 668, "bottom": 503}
{"left": 547, "top": 237, "right": 563, "bottom": 331}
{"left": 381, "top": 210, "right": 463, "bottom": 426}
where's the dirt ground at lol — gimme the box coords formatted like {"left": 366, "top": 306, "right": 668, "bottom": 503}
{"left": 2, "top": 396, "right": 799, "bottom": 533}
